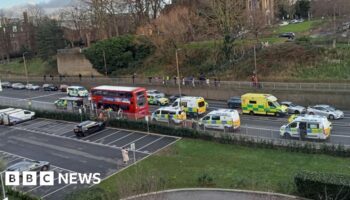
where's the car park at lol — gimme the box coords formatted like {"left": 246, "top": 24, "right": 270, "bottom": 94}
{"left": 147, "top": 89, "right": 165, "bottom": 98}
{"left": 67, "top": 86, "right": 89, "bottom": 97}
{"left": 307, "top": 105, "right": 344, "bottom": 120}
{"left": 147, "top": 94, "right": 169, "bottom": 106}
{"left": 280, "top": 115, "right": 332, "bottom": 140}
{"left": 151, "top": 107, "right": 186, "bottom": 124}
{"left": 6, "top": 160, "right": 50, "bottom": 173}
{"left": 43, "top": 84, "right": 58, "bottom": 91}
{"left": 74, "top": 120, "right": 106, "bottom": 137}
{"left": 25, "top": 83, "right": 41, "bottom": 90}
{"left": 198, "top": 109, "right": 240, "bottom": 132}
{"left": 12, "top": 83, "right": 25, "bottom": 89}
{"left": 281, "top": 101, "right": 306, "bottom": 114}
{"left": 1, "top": 81, "right": 12, "bottom": 88}
{"left": 227, "top": 97, "right": 242, "bottom": 109}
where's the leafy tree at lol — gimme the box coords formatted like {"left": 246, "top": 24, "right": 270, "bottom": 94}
{"left": 295, "top": 0, "right": 310, "bottom": 19}
{"left": 83, "top": 35, "right": 154, "bottom": 75}
{"left": 36, "top": 18, "right": 65, "bottom": 61}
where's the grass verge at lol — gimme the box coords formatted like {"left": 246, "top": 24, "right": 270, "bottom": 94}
{"left": 98, "top": 139, "right": 350, "bottom": 198}
{"left": 0, "top": 57, "right": 57, "bottom": 76}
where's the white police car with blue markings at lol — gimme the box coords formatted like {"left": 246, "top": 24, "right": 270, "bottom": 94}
{"left": 198, "top": 109, "right": 240, "bottom": 132}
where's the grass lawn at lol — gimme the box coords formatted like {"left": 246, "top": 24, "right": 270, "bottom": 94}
{"left": 277, "top": 20, "right": 324, "bottom": 34}
{"left": 98, "top": 139, "right": 350, "bottom": 198}
{"left": 0, "top": 57, "right": 57, "bottom": 76}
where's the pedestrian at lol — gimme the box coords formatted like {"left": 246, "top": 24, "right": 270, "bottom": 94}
{"left": 206, "top": 78, "right": 210, "bottom": 86}
{"left": 79, "top": 74, "right": 82, "bottom": 81}
{"left": 162, "top": 76, "right": 165, "bottom": 85}
{"left": 132, "top": 73, "right": 136, "bottom": 85}
{"left": 214, "top": 78, "right": 217, "bottom": 87}
{"left": 166, "top": 76, "right": 169, "bottom": 85}
{"left": 121, "top": 147, "right": 129, "bottom": 165}
{"left": 91, "top": 74, "right": 94, "bottom": 79}
{"left": 173, "top": 76, "right": 177, "bottom": 85}
{"left": 148, "top": 76, "right": 152, "bottom": 84}
{"left": 43, "top": 75, "right": 46, "bottom": 81}
{"left": 191, "top": 75, "right": 195, "bottom": 87}
{"left": 182, "top": 77, "right": 185, "bottom": 86}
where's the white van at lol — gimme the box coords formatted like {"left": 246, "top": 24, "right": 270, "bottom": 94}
{"left": 171, "top": 96, "right": 207, "bottom": 117}
{"left": 198, "top": 109, "right": 240, "bottom": 131}
{"left": 280, "top": 115, "right": 332, "bottom": 140}
{"left": 67, "top": 86, "right": 89, "bottom": 97}
{"left": 1, "top": 109, "right": 35, "bottom": 125}
{"left": 151, "top": 107, "right": 186, "bottom": 124}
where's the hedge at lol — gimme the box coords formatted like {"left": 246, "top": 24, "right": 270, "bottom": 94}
{"left": 5, "top": 187, "right": 40, "bottom": 200}
{"left": 295, "top": 171, "right": 350, "bottom": 199}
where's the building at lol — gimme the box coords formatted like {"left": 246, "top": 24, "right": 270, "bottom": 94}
{"left": 247, "top": 0, "right": 275, "bottom": 24}
{"left": 0, "top": 12, "right": 36, "bottom": 61}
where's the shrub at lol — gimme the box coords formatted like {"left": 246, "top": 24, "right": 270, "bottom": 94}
{"left": 64, "top": 187, "right": 113, "bottom": 200}
{"left": 6, "top": 187, "right": 40, "bottom": 200}
{"left": 295, "top": 171, "right": 350, "bottom": 199}
{"left": 197, "top": 173, "right": 215, "bottom": 187}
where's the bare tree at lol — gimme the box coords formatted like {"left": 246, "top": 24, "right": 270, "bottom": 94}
{"left": 247, "top": 6, "right": 268, "bottom": 43}
{"left": 26, "top": 4, "right": 45, "bottom": 25}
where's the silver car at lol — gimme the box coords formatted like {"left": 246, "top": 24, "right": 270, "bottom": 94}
{"left": 281, "top": 101, "right": 306, "bottom": 114}
{"left": 6, "top": 160, "right": 50, "bottom": 173}
{"left": 12, "top": 83, "right": 25, "bottom": 89}
{"left": 307, "top": 105, "right": 344, "bottom": 120}
{"left": 26, "top": 83, "right": 41, "bottom": 90}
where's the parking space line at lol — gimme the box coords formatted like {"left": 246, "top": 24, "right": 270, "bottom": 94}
{"left": 51, "top": 124, "right": 74, "bottom": 133}
{"left": 122, "top": 135, "right": 149, "bottom": 148}
{"left": 137, "top": 137, "right": 164, "bottom": 151}
{"left": 92, "top": 131, "right": 121, "bottom": 143}
{"left": 106, "top": 132, "right": 135, "bottom": 145}
{"left": 26, "top": 177, "right": 60, "bottom": 193}
{"left": 82, "top": 129, "right": 112, "bottom": 140}
{"left": 56, "top": 129, "right": 73, "bottom": 136}
{"left": 22, "top": 119, "right": 50, "bottom": 129}
{"left": 41, "top": 184, "right": 73, "bottom": 199}
{"left": 5, "top": 157, "right": 22, "bottom": 164}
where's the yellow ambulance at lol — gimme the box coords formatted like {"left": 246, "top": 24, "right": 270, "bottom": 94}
{"left": 241, "top": 93, "right": 288, "bottom": 117}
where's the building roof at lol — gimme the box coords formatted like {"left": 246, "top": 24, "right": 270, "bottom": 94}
{"left": 91, "top": 85, "right": 142, "bottom": 92}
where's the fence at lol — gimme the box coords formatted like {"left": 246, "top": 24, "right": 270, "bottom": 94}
{"left": 2, "top": 76, "right": 350, "bottom": 92}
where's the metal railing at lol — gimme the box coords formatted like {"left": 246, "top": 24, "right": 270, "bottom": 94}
{"left": 1, "top": 76, "right": 350, "bottom": 92}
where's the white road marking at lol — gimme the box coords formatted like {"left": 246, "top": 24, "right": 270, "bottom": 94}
{"left": 137, "top": 137, "right": 164, "bottom": 151}
{"left": 106, "top": 132, "right": 135, "bottom": 145}
{"left": 82, "top": 129, "right": 112, "bottom": 140}
{"left": 122, "top": 135, "right": 149, "bottom": 148}
{"left": 91, "top": 130, "right": 121, "bottom": 143}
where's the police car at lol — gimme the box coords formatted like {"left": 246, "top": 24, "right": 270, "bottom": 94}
{"left": 151, "top": 107, "right": 186, "bottom": 124}
{"left": 147, "top": 93, "right": 169, "bottom": 106}
{"left": 198, "top": 109, "right": 240, "bottom": 132}
{"left": 74, "top": 120, "right": 106, "bottom": 137}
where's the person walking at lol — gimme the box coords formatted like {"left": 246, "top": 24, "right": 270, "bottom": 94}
{"left": 132, "top": 73, "right": 136, "bottom": 85}
{"left": 79, "top": 74, "right": 82, "bottom": 81}
{"left": 121, "top": 147, "right": 129, "bottom": 165}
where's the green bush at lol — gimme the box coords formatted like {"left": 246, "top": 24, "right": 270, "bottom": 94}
{"left": 295, "top": 171, "right": 350, "bottom": 199}
{"left": 197, "top": 173, "right": 215, "bottom": 187}
{"left": 64, "top": 187, "right": 113, "bottom": 200}
{"left": 6, "top": 187, "right": 40, "bottom": 200}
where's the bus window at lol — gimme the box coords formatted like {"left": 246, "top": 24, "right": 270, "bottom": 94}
{"left": 198, "top": 101, "right": 205, "bottom": 107}
{"left": 137, "top": 91, "right": 146, "bottom": 107}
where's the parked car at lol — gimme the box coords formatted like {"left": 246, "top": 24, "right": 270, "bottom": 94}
{"left": 12, "top": 83, "right": 25, "bottom": 90}
{"left": 59, "top": 84, "right": 69, "bottom": 92}
{"left": 6, "top": 160, "right": 50, "bottom": 173}
{"left": 279, "top": 21, "right": 289, "bottom": 26}
{"left": 147, "top": 94, "right": 169, "bottom": 106}
{"left": 1, "top": 81, "right": 12, "bottom": 88}
{"left": 42, "top": 84, "right": 58, "bottom": 91}
{"left": 307, "top": 105, "right": 344, "bottom": 120}
{"left": 279, "top": 32, "right": 295, "bottom": 39}
{"left": 281, "top": 101, "right": 306, "bottom": 114}
{"left": 74, "top": 120, "right": 106, "bottom": 137}
{"left": 25, "top": 83, "right": 40, "bottom": 90}
{"left": 227, "top": 97, "right": 242, "bottom": 109}
{"left": 147, "top": 90, "right": 165, "bottom": 98}
{"left": 169, "top": 93, "right": 187, "bottom": 103}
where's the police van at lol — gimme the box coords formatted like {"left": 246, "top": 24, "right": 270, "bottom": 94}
{"left": 0, "top": 108, "right": 35, "bottom": 125}
{"left": 151, "top": 107, "right": 186, "bottom": 124}
{"left": 67, "top": 86, "right": 89, "bottom": 97}
{"left": 171, "top": 96, "right": 207, "bottom": 117}
{"left": 280, "top": 115, "right": 332, "bottom": 140}
{"left": 198, "top": 109, "right": 240, "bottom": 131}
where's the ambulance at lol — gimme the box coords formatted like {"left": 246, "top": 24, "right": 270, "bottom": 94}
{"left": 198, "top": 109, "right": 240, "bottom": 131}
{"left": 241, "top": 93, "right": 288, "bottom": 117}
{"left": 171, "top": 96, "right": 207, "bottom": 117}
{"left": 280, "top": 115, "right": 332, "bottom": 140}
{"left": 151, "top": 107, "right": 187, "bottom": 124}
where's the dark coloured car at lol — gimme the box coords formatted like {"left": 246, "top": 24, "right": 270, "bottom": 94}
{"left": 43, "top": 84, "right": 58, "bottom": 91}
{"left": 6, "top": 160, "right": 50, "bottom": 173}
{"left": 279, "top": 32, "right": 295, "bottom": 39}
{"left": 1, "top": 81, "right": 12, "bottom": 88}
{"left": 74, "top": 120, "right": 106, "bottom": 137}
{"left": 227, "top": 97, "right": 242, "bottom": 109}
{"left": 169, "top": 94, "right": 187, "bottom": 103}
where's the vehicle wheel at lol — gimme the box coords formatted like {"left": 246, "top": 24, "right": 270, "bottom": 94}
{"left": 228, "top": 104, "right": 232, "bottom": 109}
{"left": 249, "top": 111, "right": 254, "bottom": 116}
{"left": 284, "top": 133, "right": 291, "bottom": 139}
{"left": 329, "top": 115, "right": 335, "bottom": 120}
{"left": 30, "top": 116, "right": 35, "bottom": 120}
{"left": 41, "top": 165, "right": 49, "bottom": 171}
{"left": 157, "top": 102, "right": 161, "bottom": 106}
{"left": 294, "top": 110, "right": 300, "bottom": 114}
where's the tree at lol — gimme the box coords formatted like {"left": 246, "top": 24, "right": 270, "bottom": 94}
{"left": 295, "top": 0, "right": 310, "bottom": 19}
{"left": 247, "top": 7, "right": 268, "bottom": 43}
{"left": 27, "top": 4, "right": 45, "bottom": 25}
{"left": 36, "top": 18, "right": 65, "bottom": 61}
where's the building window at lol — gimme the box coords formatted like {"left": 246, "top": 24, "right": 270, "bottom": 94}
{"left": 12, "top": 25, "right": 17, "bottom": 33}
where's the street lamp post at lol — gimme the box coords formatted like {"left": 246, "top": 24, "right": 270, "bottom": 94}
{"left": 103, "top": 50, "right": 108, "bottom": 77}
{"left": 1, "top": 173, "right": 7, "bottom": 200}
{"left": 22, "top": 52, "right": 29, "bottom": 84}
{"left": 175, "top": 49, "right": 182, "bottom": 104}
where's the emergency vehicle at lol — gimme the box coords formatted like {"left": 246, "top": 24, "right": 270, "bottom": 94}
{"left": 54, "top": 97, "right": 84, "bottom": 109}
{"left": 147, "top": 93, "right": 169, "bottom": 106}
{"left": 241, "top": 93, "right": 287, "bottom": 117}
{"left": 280, "top": 115, "right": 332, "bottom": 140}
{"left": 171, "top": 96, "right": 207, "bottom": 117}
{"left": 198, "top": 109, "right": 240, "bottom": 131}
{"left": 151, "top": 107, "right": 186, "bottom": 124}
{"left": 67, "top": 86, "right": 89, "bottom": 97}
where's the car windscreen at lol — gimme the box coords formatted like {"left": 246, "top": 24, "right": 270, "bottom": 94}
{"left": 273, "top": 101, "right": 281, "bottom": 107}
{"left": 198, "top": 101, "right": 205, "bottom": 107}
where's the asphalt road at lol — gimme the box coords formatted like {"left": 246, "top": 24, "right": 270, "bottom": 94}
{"left": 0, "top": 119, "right": 179, "bottom": 199}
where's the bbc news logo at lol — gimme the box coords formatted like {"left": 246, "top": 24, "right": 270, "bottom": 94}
{"left": 5, "top": 172, "right": 101, "bottom": 186}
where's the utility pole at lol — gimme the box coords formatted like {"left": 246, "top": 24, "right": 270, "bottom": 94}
{"left": 175, "top": 49, "right": 182, "bottom": 104}
{"left": 103, "top": 50, "right": 107, "bottom": 77}
{"left": 22, "top": 52, "right": 29, "bottom": 84}
{"left": 254, "top": 45, "right": 257, "bottom": 76}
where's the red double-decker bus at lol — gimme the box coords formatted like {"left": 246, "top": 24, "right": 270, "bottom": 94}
{"left": 90, "top": 85, "right": 149, "bottom": 118}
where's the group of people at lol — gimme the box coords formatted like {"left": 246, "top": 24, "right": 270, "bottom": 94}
{"left": 144, "top": 74, "right": 221, "bottom": 88}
